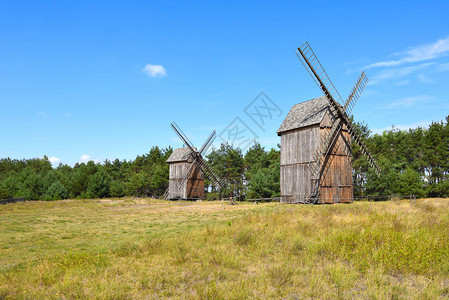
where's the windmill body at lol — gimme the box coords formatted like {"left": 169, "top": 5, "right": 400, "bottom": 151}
{"left": 166, "top": 147, "right": 204, "bottom": 199}
{"left": 277, "top": 42, "right": 381, "bottom": 204}
{"left": 163, "top": 122, "right": 225, "bottom": 200}
{"left": 277, "top": 96, "right": 353, "bottom": 203}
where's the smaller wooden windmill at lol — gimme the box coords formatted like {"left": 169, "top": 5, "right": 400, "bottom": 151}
{"left": 278, "top": 42, "right": 381, "bottom": 204}
{"left": 164, "top": 122, "right": 225, "bottom": 200}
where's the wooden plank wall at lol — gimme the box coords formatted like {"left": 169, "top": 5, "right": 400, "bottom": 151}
{"left": 280, "top": 126, "right": 319, "bottom": 203}
{"left": 168, "top": 162, "right": 188, "bottom": 199}
{"left": 319, "top": 129, "right": 353, "bottom": 203}
{"left": 169, "top": 162, "right": 205, "bottom": 199}
{"left": 186, "top": 165, "right": 204, "bottom": 198}
{"left": 279, "top": 108, "right": 354, "bottom": 204}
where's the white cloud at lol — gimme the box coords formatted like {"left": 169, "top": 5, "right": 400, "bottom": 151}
{"left": 64, "top": 112, "right": 72, "bottom": 117}
{"left": 142, "top": 64, "right": 167, "bottom": 77}
{"left": 37, "top": 111, "right": 47, "bottom": 118}
{"left": 365, "top": 36, "right": 449, "bottom": 69}
{"left": 79, "top": 154, "right": 101, "bottom": 164}
{"left": 387, "top": 95, "right": 433, "bottom": 109}
{"left": 80, "top": 154, "right": 91, "bottom": 162}
{"left": 48, "top": 156, "right": 61, "bottom": 165}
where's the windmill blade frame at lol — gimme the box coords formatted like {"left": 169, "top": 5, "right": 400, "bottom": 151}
{"left": 198, "top": 158, "right": 226, "bottom": 189}
{"left": 297, "top": 42, "right": 381, "bottom": 178}
{"left": 309, "top": 71, "right": 368, "bottom": 177}
{"left": 309, "top": 70, "right": 370, "bottom": 179}
{"left": 346, "top": 124, "right": 381, "bottom": 176}
{"left": 343, "top": 71, "right": 368, "bottom": 116}
{"left": 199, "top": 130, "right": 216, "bottom": 155}
{"left": 171, "top": 122, "right": 197, "bottom": 153}
{"left": 296, "top": 42, "right": 345, "bottom": 107}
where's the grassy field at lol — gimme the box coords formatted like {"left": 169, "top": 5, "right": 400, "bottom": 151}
{"left": 0, "top": 198, "right": 448, "bottom": 299}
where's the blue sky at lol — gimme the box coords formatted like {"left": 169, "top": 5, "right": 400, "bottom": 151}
{"left": 1, "top": 1, "right": 448, "bottom": 166}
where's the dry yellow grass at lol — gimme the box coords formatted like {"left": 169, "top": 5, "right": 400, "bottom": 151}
{"left": 1, "top": 198, "right": 448, "bottom": 299}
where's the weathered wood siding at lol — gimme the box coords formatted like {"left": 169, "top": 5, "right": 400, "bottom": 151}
{"left": 168, "top": 162, "right": 188, "bottom": 199}
{"left": 168, "top": 161, "right": 204, "bottom": 199}
{"left": 318, "top": 129, "right": 353, "bottom": 203}
{"left": 279, "top": 109, "right": 353, "bottom": 204}
{"left": 280, "top": 125, "right": 319, "bottom": 203}
{"left": 186, "top": 164, "right": 204, "bottom": 199}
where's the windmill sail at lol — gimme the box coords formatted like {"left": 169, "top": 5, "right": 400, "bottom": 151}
{"left": 296, "top": 42, "right": 381, "bottom": 202}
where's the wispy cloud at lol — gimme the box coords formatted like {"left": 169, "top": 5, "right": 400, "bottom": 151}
{"left": 142, "top": 64, "right": 167, "bottom": 77}
{"left": 417, "top": 73, "right": 432, "bottom": 83}
{"left": 37, "top": 111, "right": 47, "bottom": 118}
{"left": 64, "top": 112, "right": 72, "bottom": 117}
{"left": 365, "top": 36, "right": 449, "bottom": 69}
{"left": 369, "top": 62, "right": 434, "bottom": 84}
{"left": 387, "top": 95, "right": 433, "bottom": 109}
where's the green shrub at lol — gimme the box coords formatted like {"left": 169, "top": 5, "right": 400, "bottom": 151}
{"left": 44, "top": 181, "right": 68, "bottom": 200}
{"left": 206, "top": 191, "right": 219, "bottom": 200}
{"left": 110, "top": 180, "right": 126, "bottom": 197}
{"left": 86, "top": 170, "right": 111, "bottom": 198}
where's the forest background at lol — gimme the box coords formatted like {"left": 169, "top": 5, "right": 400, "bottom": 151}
{"left": 1, "top": 117, "right": 448, "bottom": 201}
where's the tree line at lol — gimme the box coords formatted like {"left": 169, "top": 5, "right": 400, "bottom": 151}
{"left": 353, "top": 116, "right": 449, "bottom": 198}
{"left": 0, "top": 116, "right": 447, "bottom": 201}
{"left": 0, "top": 143, "right": 280, "bottom": 201}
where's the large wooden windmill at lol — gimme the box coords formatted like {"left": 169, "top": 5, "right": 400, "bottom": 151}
{"left": 164, "top": 122, "right": 225, "bottom": 200}
{"left": 277, "top": 42, "right": 381, "bottom": 204}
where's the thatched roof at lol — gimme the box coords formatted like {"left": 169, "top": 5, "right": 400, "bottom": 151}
{"left": 166, "top": 147, "right": 193, "bottom": 163}
{"left": 277, "top": 96, "right": 329, "bottom": 135}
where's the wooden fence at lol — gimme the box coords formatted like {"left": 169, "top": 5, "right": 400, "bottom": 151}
{"left": 244, "top": 197, "right": 280, "bottom": 202}
{"left": 0, "top": 197, "right": 26, "bottom": 205}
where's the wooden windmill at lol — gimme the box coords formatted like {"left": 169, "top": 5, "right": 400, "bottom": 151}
{"left": 164, "top": 122, "right": 225, "bottom": 200}
{"left": 277, "top": 42, "right": 381, "bottom": 204}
